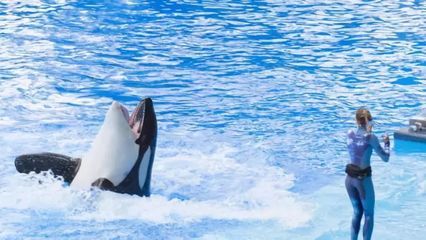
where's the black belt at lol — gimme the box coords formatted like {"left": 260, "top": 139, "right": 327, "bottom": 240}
{"left": 345, "top": 164, "right": 372, "bottom": 180}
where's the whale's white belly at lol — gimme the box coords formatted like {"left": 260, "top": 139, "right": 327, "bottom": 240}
{"left": 71, "top": 102, "right": 139, "bottom": 188}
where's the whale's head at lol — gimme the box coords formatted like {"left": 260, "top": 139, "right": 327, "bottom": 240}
{"left": 72, "top": 98, "right": 157, "bottom": 189}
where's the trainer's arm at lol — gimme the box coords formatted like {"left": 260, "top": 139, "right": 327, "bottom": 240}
{"left": 370, "top": 134, "right": 390, "bottom": 162}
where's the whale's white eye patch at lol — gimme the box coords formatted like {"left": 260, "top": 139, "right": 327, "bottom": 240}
{"left": 138, "top": 147, "right": 151, "bottom": 190}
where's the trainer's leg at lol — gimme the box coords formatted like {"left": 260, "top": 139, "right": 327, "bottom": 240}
{"left": 360, "top": 177, "right": 375, "bottom": 240}
{"left": 15, "top": 152, "right": 81, "bottom": 183}
{"left": 346, "top": 176, "right": 363, "bottom": 240}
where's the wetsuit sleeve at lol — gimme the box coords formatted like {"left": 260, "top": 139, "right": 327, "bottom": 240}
{"left": 369, "top": 134, "right": 390, "bottom": 162}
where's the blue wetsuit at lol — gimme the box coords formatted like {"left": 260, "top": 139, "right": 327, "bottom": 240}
{"left": 346, "top": 127, "right": 390, "bottom": 240}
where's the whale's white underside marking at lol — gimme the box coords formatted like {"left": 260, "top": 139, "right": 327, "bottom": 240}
{"left": 71, "top": 101, "right": 139, "bottom": 188}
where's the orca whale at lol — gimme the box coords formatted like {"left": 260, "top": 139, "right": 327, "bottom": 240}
{"left": 14, "top": 98, "right": 157, "bottom": 197}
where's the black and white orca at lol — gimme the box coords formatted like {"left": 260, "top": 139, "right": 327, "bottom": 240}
{"left": 15, "top": 98, "right": 157, "bottom": 197}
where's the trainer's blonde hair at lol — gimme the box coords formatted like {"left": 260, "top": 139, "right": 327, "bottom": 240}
{"left": 356, "top": 108, "right": 372, "bottom": 127}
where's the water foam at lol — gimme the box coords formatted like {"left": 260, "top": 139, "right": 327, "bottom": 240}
{"left": 0, "top": 130, "right": 313, "bottom": 232}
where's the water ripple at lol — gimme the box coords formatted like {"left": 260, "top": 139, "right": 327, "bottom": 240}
{"left": 0, "top": 0, "right": 425, "bottom": 238}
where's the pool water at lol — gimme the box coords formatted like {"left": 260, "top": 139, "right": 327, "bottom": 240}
{"left": 0, "top": 0, "right": 425, "bottom": 239}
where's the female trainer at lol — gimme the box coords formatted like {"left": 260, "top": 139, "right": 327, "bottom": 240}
{"left": 345, "top": 108, "right": 390, "bottom": 240}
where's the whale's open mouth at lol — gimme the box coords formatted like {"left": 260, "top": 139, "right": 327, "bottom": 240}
{"left": 119, "top": 100, "right": 145, "bottom": 138}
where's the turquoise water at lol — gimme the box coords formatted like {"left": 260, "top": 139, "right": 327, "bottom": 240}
{"left": 0, "top": 0, "right": 425, "bottom": 239}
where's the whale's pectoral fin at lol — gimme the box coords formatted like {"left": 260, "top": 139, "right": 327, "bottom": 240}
{"left": 91, "top": 178, "right": 115, "bottom": 191}
{"left": 15, "top": 152, "right": 81, "bottom": 183}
